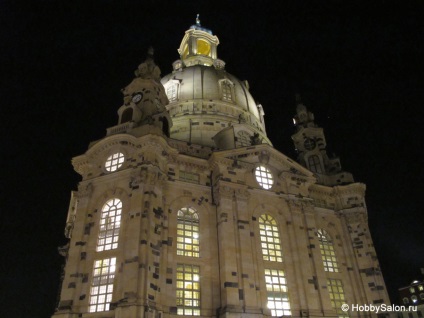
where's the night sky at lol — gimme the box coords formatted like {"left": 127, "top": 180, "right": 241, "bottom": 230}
{"left": 2, "top": 1, "right": 424, "bottom": 317}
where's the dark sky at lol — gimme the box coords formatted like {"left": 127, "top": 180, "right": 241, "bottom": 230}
{"left": 2, "top": 1, "right": 424, "bottom": 317}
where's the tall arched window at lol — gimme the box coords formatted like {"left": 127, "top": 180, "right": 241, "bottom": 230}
{"left": 308, "top": 155, "right": 323, "bottom": 173}
{"left": 259, "top": 214, "right": 283, "bottom": 262}
{"left": 121, "top": 107, "right": 133, "bottom": 123}
{"left": 96, "top": 198, "right": 122, "bottom": 252}
{"left": 220, "top": 80, "right": 233, "bottom": 102}
{"left": 177, "top": 207, "right": 200, "bottom": 257}
{"left": 317, "top": 229, "right": 339, "bottom": 272}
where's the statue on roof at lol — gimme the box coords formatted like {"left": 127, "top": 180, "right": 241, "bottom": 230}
{"left": 134, "top": 46, "right": 161, "bottom": 82}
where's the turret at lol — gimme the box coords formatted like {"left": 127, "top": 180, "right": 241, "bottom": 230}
{"left": 291, "top": 96, "right": 354, "bottom": 186}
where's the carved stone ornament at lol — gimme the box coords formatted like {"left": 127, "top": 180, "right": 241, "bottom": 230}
{"left": 77, "top": 182, "right": 93, "bottom": 197}
{"left": 235, "top": 188, "right": 250, "bottom": 201}
{"left": 344, "top": 211, "right": 362, "bottom": 224}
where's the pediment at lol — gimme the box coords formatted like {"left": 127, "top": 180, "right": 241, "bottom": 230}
{"left": 210, "top": 143, "right": 314, "bottom": 179}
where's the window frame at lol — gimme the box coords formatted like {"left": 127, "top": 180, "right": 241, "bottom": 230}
{"left": 264, "top": 268, "right": 291, "bottom": 317}
{"left": 89, "top": 257, "right": 116, "bottom": 313}
{"left": 218, "top": 79, "right": 234, "bottom": 103}
{"left": 317, "top": 229, "right": 340, "bottom": 273}
{"left": 96, "top": 198, "right": 122, "bottom": 252}
{"left": 105, "top": 152, "right": 125, "bottom": 172}
{"left": 307, "top": 154, "right": 323, "bottom": 174}
{"left": 255, "top": 165, "right": 274, "bottom": 190}
{"left": 176, "top": 207, "right": 200, "bottom": 258}
{"left": 327, "top": 278, "right": 349, "bottom": 318}
{"left": 258, "top": 214, "right": 283, "bottom": 262}
{"left": 176, "top": 264, "right": 201, "bottom": 316}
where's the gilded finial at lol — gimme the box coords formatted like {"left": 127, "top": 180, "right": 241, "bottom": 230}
{"left": 196, "top": 14, "right": 201, "bottom": 26}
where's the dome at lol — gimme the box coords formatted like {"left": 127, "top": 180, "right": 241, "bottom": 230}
{"left": 161, "top": 20, "right": 271, "bottom": 149}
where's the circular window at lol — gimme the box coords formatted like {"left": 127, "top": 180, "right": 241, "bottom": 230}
{"left": 255, "top": 165, "right": 274, "bottom": 189}
{"left": 105, "top": 152, "right": 125, "bottom": 172}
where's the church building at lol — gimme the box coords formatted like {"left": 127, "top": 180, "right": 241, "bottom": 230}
{"left": 52, "top": 18, "right": 390, "bottom": 318}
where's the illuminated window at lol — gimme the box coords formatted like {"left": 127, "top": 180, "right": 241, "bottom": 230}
{"left": 221, "top": 81, "right": 233, "bottom": 101}
{"left": 419, "top": 285, "right": 424, "bottom": 291}
{"left": 89, "top": 258, "right": 116, "bottom": 313}
{"left": 105, "top": 152, "right": 125, "bottom": 172}
{"left": 176, "top": 264, "right": 200, "bottom": 315}
{"left": 167, "top": 84, "right": 178, "bottom": 101}
{"left": 196, "top": 39, "right": 211, "bottom": 56}
{"left": 410, "top": 287, "right": 416, "bottom": 293}
{"left": 97, "top": 198, "right": 122, "bottom": 252}
{"left": 264, "top": 269, "right": 291, "bottom": 317}
{"left": 255, "top": 166, "right": 274, "bottom": 190}
{"left": 177, "top": 207, "right": 200, "bottom": 258}
{"left": 308, "top": 155, "right": 323, "bottom": 173}
{"left": 317, "top": 229, "right": 339, "bottom": 272}
{"left": 259, "top": 214, "right": 282, "bottom": 262}
{"left": 327, "top": 279, "right": 348, "bottom": 318}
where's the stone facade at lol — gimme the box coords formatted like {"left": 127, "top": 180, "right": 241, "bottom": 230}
{"left": 52, "top": 19, "right": 390, "bottom": 318}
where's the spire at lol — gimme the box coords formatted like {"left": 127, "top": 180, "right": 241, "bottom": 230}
{"left": 189, "top": 14, "right": 213, "bottom": 34}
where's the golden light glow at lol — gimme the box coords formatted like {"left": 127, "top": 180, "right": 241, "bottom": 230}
{"left": 196, "top": 39, "right": 211, "bottom": 56}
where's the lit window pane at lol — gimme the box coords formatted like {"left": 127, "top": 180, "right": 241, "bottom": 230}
{"left": 105, "top": 152, "right": 125, "bottom": 172}
{"left": 255, "top": 166, "right": 274, "bottom": 189}
{"left": 89, "top": 257, "right": 116, "bottom": 312}
{"left": 259, "top": 214, "right": 283, "bottom": 262}
{"left": 96, "top": 199, "right": 122, "bottom": 252}
{"left": 264, "top": 269, "right": 291, "bottom": 316}
{"left": 177, "top": 207, "right": 200, "bottom": 258}
{"left": 176, "top": 264, "right": 200, "bottom": 316}
{"left": 317, "top": 229, "right": 339, "bottom": 272}
{"left": 327, "top": 279, "right": 349, "bottom": 318}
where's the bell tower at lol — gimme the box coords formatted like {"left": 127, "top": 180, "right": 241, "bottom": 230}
{"left": 291, "top": 95, "right": 354, "bottom": 186}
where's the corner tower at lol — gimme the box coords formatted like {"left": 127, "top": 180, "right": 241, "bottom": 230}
{"left": 291, "top": 96, "right": 354, "bottom": 186}
{"left": 161, "top": 17, "right": 271, "bottom": 149}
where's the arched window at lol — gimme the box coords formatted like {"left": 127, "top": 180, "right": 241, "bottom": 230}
{"left": 121, "top": 107, "right": 133, "bottom": 123}
{"left": 220, "top": 80, "right": 233, "bottom": 102}
{"left": 259, "top": 214, "right": 282, "bottom": 262}
{"left": 177, "top": 207, "right": 200, "bottom": 257}
{"left": 308, "top": 155, "right": 323, "bottom": 173}
{"left": 96, "top": 198, "right": 122, "bottom": 252}
{"left": 167, "top": 84, "right": 178, "bottom": 101}
{"left": 317, "top": 229, "right": 339, "bottom": 272}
